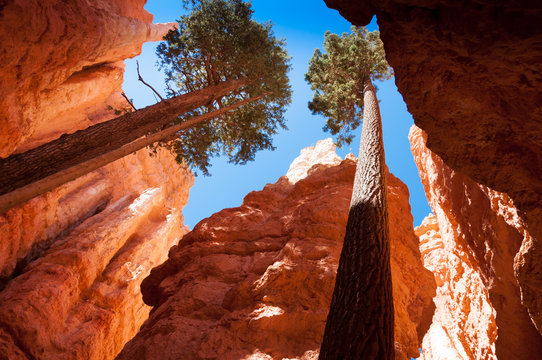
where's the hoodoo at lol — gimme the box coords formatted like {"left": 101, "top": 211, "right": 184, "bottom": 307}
{"left": 117, "top": 140, "right": 435, "bottom": 360}
{"left": 323, "top": 0, "right": 542, "bottom": 334}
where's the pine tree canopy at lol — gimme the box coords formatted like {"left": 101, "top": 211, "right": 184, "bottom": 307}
{"left": 305, "top": 26, "right": 392, "bottom": 147}
{"left": 156, "top": 0, "right": 292, "bottom": 175}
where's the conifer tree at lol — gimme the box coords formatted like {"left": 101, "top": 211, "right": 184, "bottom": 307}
{"left": 306, "top": 26, "right": 395, "bottom": 359}
{"left": 157, "top": 0, "right": 292, "bottom": 174}
{"left": 0, "top": 0, "right": 291, "bottom": 212}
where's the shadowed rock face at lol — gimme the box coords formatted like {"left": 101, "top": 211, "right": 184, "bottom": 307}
{"left": 411, "top": 125, "right": 542, "bottom": 359}
{"left": 324, "top": 0, "right": 542, "bottom": 338}
{"left": 117, "top": 141, "right": 435, "bottom": 360}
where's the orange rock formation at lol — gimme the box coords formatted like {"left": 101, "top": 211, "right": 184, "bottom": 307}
{"left": 117, "top": 139, "right": 435, "bottom": 360}
{"left": 410, "top": 125, "right": 542, "bottom": 359}
{"left": 0, "top": 150, "right": 193, "bottom": 359}
{"left": 0, "top": 0, "right": 174, "bottom": 156}
{"left": 0, "top": 1, "right": 193, "bottom": 358}
{"left": 3, "top": 0, "right": 540, "bottom": 358}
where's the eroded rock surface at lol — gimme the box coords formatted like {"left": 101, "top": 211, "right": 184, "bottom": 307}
{"left": 0, "top": 1, "right": 193, "bottom": 359}
{"left": 117, "top": 141, "right": 435, "bottom": 360}
{"left": 324, "top": 0, "right": 542, "bottom": 331}
{"left": 0, "top": 176, "right": 191, "bottom": 360}
{"left": 0, "top": 0, "right": 174, "bottom": 156}
{"left": 411, "top": 125, "right": 542, "bottom": 359}
{"left": 285, "top": 138, "right": 342, "bottom": 183}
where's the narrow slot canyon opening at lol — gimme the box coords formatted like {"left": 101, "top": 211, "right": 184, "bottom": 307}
{"left": 118, "top": 3, "right": 435, "bottom": 359}
{"left": 1, "top": 0, "right": 541, "bottom": 359}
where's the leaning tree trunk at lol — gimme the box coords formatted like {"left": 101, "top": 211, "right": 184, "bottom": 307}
{"left": 319, "top": 80, "right": 394, "bottom": 359}
{"left": 0, "top": 80, "right": 246, "bottom": 214}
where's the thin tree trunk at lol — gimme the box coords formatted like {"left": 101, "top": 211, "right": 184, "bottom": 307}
{"left": 0, "top": 92, "right": 268, "bottom": 214}
{"left": 319, "top": 80, "right": 394, "bottom": 359}
{"left": 0, "top": 79, "right": 246, "bottom": 213}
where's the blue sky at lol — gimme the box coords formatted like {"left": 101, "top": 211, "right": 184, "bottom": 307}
{"left": 122, "top": 0, "right": 432, "bottom": 228}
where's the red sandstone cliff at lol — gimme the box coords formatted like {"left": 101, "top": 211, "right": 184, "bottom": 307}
{"left": 0, "top": 0, "right": 173, "bottom": 156}
{"left": 0, "top": 1, "right": 193, "bottom": 359}
{"left": 0, "top": 150, "right": 193, "bottom": 360}
{"left": 410, "top": 125, "right": 542, "bottom": 359}
{"left": 117, "top": 139, "right": 435, "bottom": 360}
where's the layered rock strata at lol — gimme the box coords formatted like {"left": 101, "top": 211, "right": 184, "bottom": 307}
{"left": 117, "top": 140, "right": 435, "bottom": 360}
{"left": 0, "top": 164, "right": 192, "bottom": 359}
{"left": 410, "top": 125, "right": 542, "bottom": 359}
{"left": 0, "top": 0, "right": 194, "bottom": 359}
{"left": 323, "top": 0, "right": 542, "bottom": 331}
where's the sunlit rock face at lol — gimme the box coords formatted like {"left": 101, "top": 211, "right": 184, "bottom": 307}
{"left": 410, "top": 125, "right": 542, "bottom": 359}
{"left": 324, "top": 0, "right": 542, "bottom": 333}
{"left": 0, "top": 0, "right": 174, "bottom": 156}
{"left": 117, "top": 141, "right": 435, "bottom": 360}
{"left": 285, "top": 138, "right": 342, "bottom": 183}
{"left": 0, "top": 0, "right": 179, "bottom": 279}
{"left": 0, "top": 0, "right": 193, "bottom": 359}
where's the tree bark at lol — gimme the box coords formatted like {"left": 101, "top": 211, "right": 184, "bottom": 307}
{"left": 319, "top": 80, "right": 394, "bottom": 359}
{"left": 0, "top": 79, "right": 246, "bottom": 213}
{"left": 0, "top": 92, "right": 269, "bottom": 215}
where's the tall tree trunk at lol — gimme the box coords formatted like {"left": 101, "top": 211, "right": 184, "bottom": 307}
{"left": 0, "top": 90, "right": 268, "bottom": 214}
{"left": 0, "top": 80, "right": 247, "bottom": 213}
{"left": 319, "top": 80, "right": 394, "bottom": 359}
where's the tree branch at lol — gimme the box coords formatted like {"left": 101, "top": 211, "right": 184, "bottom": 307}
{"left": 173, "top": 57, "right": 206, "bottom": 63}
{"left": 148, "top": 91, "right": 272, "bottom": 144}
{"left": 179, "top": 69, "right": 206, "bottom": 88}
{"left": 121, "top": 92, "right": 137, "bottom": 111}
{"left": 203, "top": 52, "right": 215, "bottom": 86}
{"left": 136, "top": 60, "right": 164, "bottom": 101}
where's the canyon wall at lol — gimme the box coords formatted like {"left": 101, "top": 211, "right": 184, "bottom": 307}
{"left": 324, "top": 0, "right": 542, "bottom": 332}
{"left": 410, "top": 125, "right": 542, "bottom": 359}
{"left": 117, "top": 139, "right": 436, "bottom": 360}
{"left": 0, "top": 0, "right": 173, "bottom": 155}
{"left": 2, "top": 1, "right": 540, "bottom": 359}
{"left": 0, "top": 1, "right": 194, "bottom": 359}
{"left": 0, "top": 150, "right": 193, "bottom": 360}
